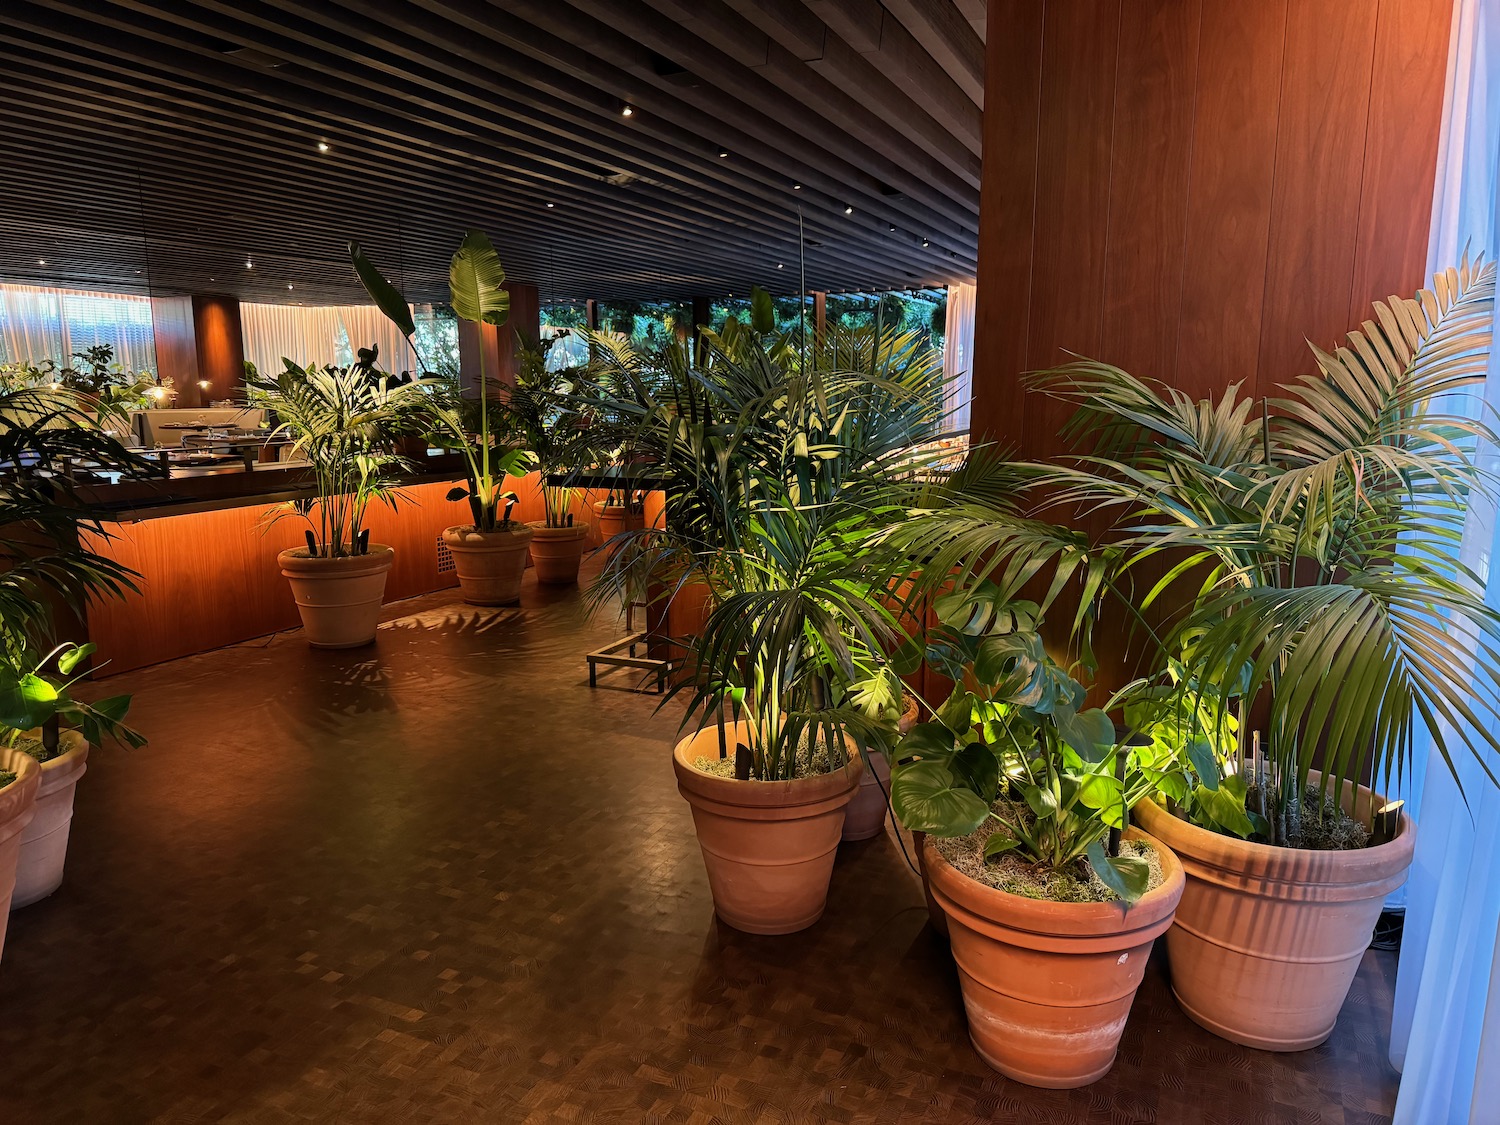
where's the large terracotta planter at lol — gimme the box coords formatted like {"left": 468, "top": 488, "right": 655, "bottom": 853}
{"left": 925, "top": 828, "right": 1185, "bottom": 1088}
{"left": 1133, "top": 780, "right": 1415, "bottom": 1051}
{"left": 0, "top": 749, "right": 41, "bottom": 965}
{"left": 12, "top": 730, "right": 88, "bottom": 909}
{"left": 842, "top": 698, "right": 918, "bottom": 842}
{"left": 443, "top": 524, "right": 534, "bottom": 606}
{"left": 527, "top": 522, "right": 590, "bottom": 585}
{"left": 593, "top": 502, "right": 644, "bottom": 544}
{"left": 277, "top": 545, "right": 394, "bottom": 648}
{"left": 673, "top": 723, "right": 863, "bottom": 935}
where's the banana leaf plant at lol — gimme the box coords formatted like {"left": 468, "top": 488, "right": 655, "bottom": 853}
{"left": 1028, "top": 255, "right": 1500, "bottom": 845}
{"left": 889, "top": 583, "right": 1157, "bottom": 902}
{"left": 351, "top": 230, "right": 533, "bottom": 533}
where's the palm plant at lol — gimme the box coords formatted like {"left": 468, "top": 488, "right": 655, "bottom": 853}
{"left": 506, "top": 337, "right": 596, "bottom": 528}
{"left": 352, "top": 230, "right": 531, "bottom": 532}
{"left": 576, "top": 300, "right": 955, "bottom": 780}
{"left": 246, "top": 360, "right": 426, "bottom": 557}
{"left": 1026, "top": 256, "right": 1500, "bottom": 845}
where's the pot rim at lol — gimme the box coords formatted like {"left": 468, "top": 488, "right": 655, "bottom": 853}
{"left": 0, "top": 747, "right": 41, "bottom": 829}
{"left": 526, "top": 521, "right": 590, "bottom": 539}
{"left": 672, "top": 722, "right": 864, "bottom": 808}
{"left": 443, "top": 523, "right": 535, "bottom": 544}
{"left": 1132, "top": 777, "right": 1415, "bottom": 884}
{"left": 17, "top": 729, "right": 89, "bottom": 777}
{"left": 277, "top": 543, "right": 395, "bottom": 570}
{"left": 924, "top": 826, "right": 1186, "bottom": 936}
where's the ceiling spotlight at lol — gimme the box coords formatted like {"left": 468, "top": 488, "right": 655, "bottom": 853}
{"left": 620, "top": 103, "right": 635, "bottom": 117}
{"left": 287, "top": 283, "right": 294, "bottom": 290}
{"left": 844, "top": 204, "right": 854, "bottom": 215}
{"left": 792, "top": 183, "right": 802, "bottom": 190}
{"left": 246, "top": 260, "right": 254, "bottom": 269}
{"left": 545, "top": 202, "right": 554, "bottom": 208}
{"left": 888, "top": 224, "right": 897, "bottom": 232}
{"left": 718, "top": 150, "right": 729, "bottom": 158}
{"left": 317, "top": 141, "right": 329, "bottom": 152}
{"left": 921, "top": 238, "right": 930, "bottom": 248}
{"left": 37, "top": 258, "right": 46, "bottom": 265}
{"left": 776, "top": 263, "right": 784, "bottom": 270}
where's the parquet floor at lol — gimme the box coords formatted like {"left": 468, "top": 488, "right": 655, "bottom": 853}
{"left": 0, "top": 569, "right": 1401, "bottom": 1123}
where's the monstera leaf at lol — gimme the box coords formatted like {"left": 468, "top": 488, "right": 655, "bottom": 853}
{"left": 449, "top": 229, "right": 510, "bottom": 327}
{"left": 890, "top": 759, "right": 991, "bottom": 836}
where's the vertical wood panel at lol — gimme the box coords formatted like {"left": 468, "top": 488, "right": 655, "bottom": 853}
{"left": 1022, "top": 0, "right": 1121, "bottom": 459}
{"left": 496, "top": 282, "right": 541, "bottom": 385}
{"left": 967, "top": 0, "right": 1043, "bottom": 447}
{"left": 191, "top": 294, "right": 246, "bottom": 405}
{"left": 1099, "top": 0, "right": 1200, "bottom": 385}
{"left": 149, "top": 295, "right": 198, "bottom": 400}
{"left": 1255, "top": 0, "right": 1379, "bottom": 397}
{"left": 1173, "top": 0, "right": 1286, "bottom": 400}
{"left": 1349, "top": 0, "right": 1453, "bottom": 318}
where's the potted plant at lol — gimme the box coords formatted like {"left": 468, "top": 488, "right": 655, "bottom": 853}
{"left": 508, "top": 338, "right": 594, "bottom": 585}
{"left": 888, "top": 584, "right": 1183, "bottom": 1088}
{"left": 247, "top": 360, "right": 426, "bottom": 647}
{"left": 1024, "top": 257, "right": 1496, "bottom": 1050}
{"left": 352, "top": 232, "right": 538, "bottom": 605}
{"left": 0, "top": 642, "right": 143, "bottom": 908}
{"left": 580, "top": 295, "right": 955, "bottom": 932}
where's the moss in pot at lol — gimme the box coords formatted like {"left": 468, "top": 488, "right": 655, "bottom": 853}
{"left": 889, "top": 586, "right": 1184, "bottom": 1089}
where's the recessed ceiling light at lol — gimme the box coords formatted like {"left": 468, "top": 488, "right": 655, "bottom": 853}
{"left": 246, "top": 260, "right": 254, "bottom": 269}
{"left": 287, "top": 283, "right": 294, "bottom": 290}
{"left": 793, "top": 183, "right": 802, "bottom": 190}
{"left": 718, "top": 150, "right": 729, "bottom": 158}
{"left": 888, "top": 224, "right": 896, "bottom": 232}
{"left": 317, "top": 141, "right": 329, "bottom": 152}
{"left": 776, "top": 263, "right": 784, "bottom": 270}
{"left": 621, "top": 103, "right": 635, "bottom": 117}
{"left": 921, "top": 238, "right": 930, "bottom": 248}
{"left": 546, "top": 202, "right": 554, "bottom": 208}
{"left": 37, "top": 258, "right": 45, "bottom": 265}
{"left": 844, "top": 204, "right": 854, "bottom": 215}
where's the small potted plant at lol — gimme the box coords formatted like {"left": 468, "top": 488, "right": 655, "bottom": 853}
{"left": 248, "top": 360, "right": 426, "bottom": 647}
{"left": 0, "top": 641, "right": 143, "bottom": 909}
{"left": 889, "top": 585, "right": 1184, "bottom": 1089}
{"left": 353, "top": 232, "right": 538, "bottom": 605}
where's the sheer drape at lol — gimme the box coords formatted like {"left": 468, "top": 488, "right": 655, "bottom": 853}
{"left": 1389, "top": 1, "right": 1500, "bottom": 1120}
{"left": 241, "top": 302, "right": 419, "bottom": 377}
{"left": 943, "top": 282, "right": 975, "bottom": 433}
{"left": 0, "top": 283, "right": 157, "bottom": 373}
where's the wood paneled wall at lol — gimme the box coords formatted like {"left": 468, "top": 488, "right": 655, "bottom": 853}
{"left": 191, "top": 294, "right": 247, "bottom": 406}
{"left": 149, "top": 295, "right": 198, "bottom": 397}
{"left": 970, "top": 0, "right": 1452, "bottom": 455}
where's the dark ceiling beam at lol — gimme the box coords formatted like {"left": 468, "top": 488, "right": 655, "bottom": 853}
{"left": 861, "top": 0, "right": 984, "bottom": 107}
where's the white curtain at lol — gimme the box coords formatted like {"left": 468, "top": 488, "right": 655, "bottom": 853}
{"left": 0, "top": 282, "right": 158, "bottom": 373}
{"left": 1389, "top": 1, "right": 1500, "bottom": 1120}
{"left": 943, "top": 282, "right": 975, "bottom": 433}
{"left": 241, "top": 301, "right": 419, "bottom": 377}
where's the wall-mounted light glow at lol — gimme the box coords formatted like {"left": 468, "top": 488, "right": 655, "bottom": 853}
{"left": 197, "top": 379, "right": 212, "bottom": 391}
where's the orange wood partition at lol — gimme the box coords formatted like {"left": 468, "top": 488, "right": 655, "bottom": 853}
{"left": 86, "top": 480, "right": 472, "bottom": 676}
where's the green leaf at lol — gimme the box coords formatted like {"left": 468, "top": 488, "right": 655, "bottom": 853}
{"left": 57, "top": 642, "right": 97, "bottom": 675}
{"left": 951, "top": 740, "right": 1000, "bottom": 801}
{"left": 1185, "top": 736, "right": 1220, "bottom": 791}
{"left": 890, "top": 759, "right": 991, "bottom": 836}
{"left": 749, "top": 286, "right": 775, "bottom": 334}
{"left": 982, "top": 831, "right": 1020, "bottom": 859}
{"left": 0, "top": 672, "right": 60, "bottom": 730}
{"left": 350, "top": 242, "right": 416, "bottom": 338}
{"left": 1023, "top": 784, "right": 1058, "bottom": 819}
{"left": 890, "top": 634, "right": 924, "bottom": 677}
{"left": 934, "top": 684, "right": 974, "bottom": 731}
{"left": 445, "top": 486, "right": 471, "bottom": 503}
{"left": 1193, "top": 781, "right": 1256, "bottom": 838}
{"left": 974, "top": 631, "right": 1042, "bottom": 695}
{"left": 896, "top": 721, "right": 959, "bottom": 759}
{"left": 449, "top": 229, "right": 510, "bottom": 327}
{"left": 1086, "top": 841, "right": 1151, "bottom": 903}
{"left": 1074, "top": 771, "right": 1124, "bottom": 827}
{"left": 1059, "top": 707, "right": 1115, "bottom": 763}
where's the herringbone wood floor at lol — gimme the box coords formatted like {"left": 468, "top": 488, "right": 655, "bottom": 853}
{"left": 0, "top": 572, "right": 1401, "bottom": 1123}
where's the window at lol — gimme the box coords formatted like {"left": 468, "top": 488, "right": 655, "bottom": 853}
{"left": 0, "top": 282, "right": 158, "bottom": 374}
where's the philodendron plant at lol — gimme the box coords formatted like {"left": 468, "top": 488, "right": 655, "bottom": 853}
{"left": 890, "top": 584, "right": 1156, "bottom": 903}
{"left": 0, "top": 641, "right": 144, "bottom": 763}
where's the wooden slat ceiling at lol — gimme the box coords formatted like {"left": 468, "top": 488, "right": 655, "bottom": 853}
{"left": 0, "top": 0, "right": 985, "bottom": 305}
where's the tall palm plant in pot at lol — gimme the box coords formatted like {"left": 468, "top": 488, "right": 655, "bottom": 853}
{"left": 248, "top": 360, "right": 427, "bottom": 647}
{"left": 352, "top": 232, "right": 538, "bottom": 605}
{"left": 1026, "top": 257, "right": 1499, "bottom": 1049}
{"left": 579, "top": 301, "right": 951, "bottom": 933}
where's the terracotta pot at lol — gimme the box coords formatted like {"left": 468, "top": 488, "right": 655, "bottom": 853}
{"left": 443, "top": 524, "right": 534, "bottom": 606}
{"left": 914, "top": 830, "right": 949, "bottom": 938}
{"left": 673, "top": 723, "right": 863, "bottom": 934}
{"left": 12, "top": 731, "right": 88, "bottom": 909}
{"left": 0, "top": 749, "right": 41, "bottom": 964}
{"left": 593, "top": 501, "right": 645, "bottom": 544}
{"left": 842, "top": 698, "right": 919, "bottom": 843}
{"left": 526, "top": 522, "right": 590, "bottom": 585}
{"left": 277, "top": 545, "right": 394, "bottom": 648}
{"left": 925, "top": 828, "right": 1185, "bottom": 1088}
{"left": 1133, "top": 777, "right": 1415, "bottom": 1051}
